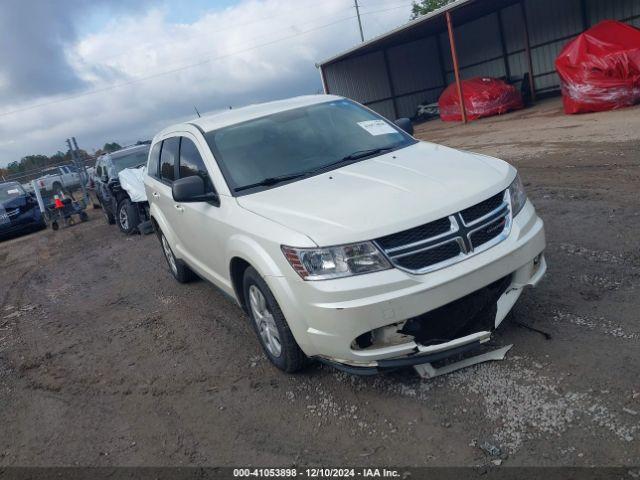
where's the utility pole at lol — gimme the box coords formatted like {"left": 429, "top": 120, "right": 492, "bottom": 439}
{"left": 66, "top": 138, "right": 90, "bottom": 206}
{"left": 354, "top": 0, "right": 364, "bottom": 42}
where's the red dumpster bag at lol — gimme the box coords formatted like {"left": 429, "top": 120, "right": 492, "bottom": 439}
{"left": 438, "top": 77, "right": 524, "bottom": 122}
{"left": 556, "top": 20, "right": 640, "bottom": 114}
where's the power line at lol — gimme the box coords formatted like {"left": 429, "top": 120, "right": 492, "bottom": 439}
{"left": 95, "top": 0, "right": 357, "bottom": 65}
{"left": 0, "top": 15, "right": 357, "bottom": 118}
{"left": 0, "top": 4, "right": 413, "bottom": 119}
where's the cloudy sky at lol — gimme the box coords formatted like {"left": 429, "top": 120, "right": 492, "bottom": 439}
{"left": 0, "top": 0, "right": 412, "bottom": 166}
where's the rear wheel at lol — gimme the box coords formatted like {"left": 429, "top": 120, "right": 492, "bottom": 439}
{"left": 243, "top": 267, "right": 306, "bottom": 373}
{"left": 160, "top": 232, "right": 195, "bottom": 283}
{"left": 116, "top": 198, "right": 139, "bottom": 235}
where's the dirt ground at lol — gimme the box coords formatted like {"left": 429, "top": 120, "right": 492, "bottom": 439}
{"left": 1, "top": 97, "right": 639, "bottom": 467}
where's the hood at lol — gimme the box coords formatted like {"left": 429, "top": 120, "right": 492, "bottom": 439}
{"left": 237, "top": 141, "right": 515, "bottom": 246}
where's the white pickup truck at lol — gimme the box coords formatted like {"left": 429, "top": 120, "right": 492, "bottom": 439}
{"left": 35, "top": 165, "right": 81, "bottom": 193}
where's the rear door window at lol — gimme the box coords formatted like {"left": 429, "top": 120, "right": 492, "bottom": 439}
{"left": 178, "top": 137, "right": 214, "bottom": 192}
{"left": 148, "top": 142, "right": 161, "bottom": 178}
{"left": 160, "top": 137, "right": 179, "bottom": 183}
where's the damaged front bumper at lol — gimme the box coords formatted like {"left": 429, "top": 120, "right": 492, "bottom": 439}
{"left": 318, "top": 330, "right": 493, "bottom": 375}
{"left": 267, "top": 200, "right": 546, "bottom": 374}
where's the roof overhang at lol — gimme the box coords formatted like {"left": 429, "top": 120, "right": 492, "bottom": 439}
{"left": 317, "top": 0, "right": 521, "bottom": 68}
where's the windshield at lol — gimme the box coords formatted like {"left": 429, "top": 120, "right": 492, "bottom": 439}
{"left": 204, "top": 99, "right": 415, "bottom": 194}
{"left": 112, "top": 148, "right": 149, "bottom": 173}
{"left": 0, "top": 184, "right": 25, "bottom": 204}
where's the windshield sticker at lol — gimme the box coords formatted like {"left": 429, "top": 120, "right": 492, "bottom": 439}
{"left": 357, "top": 120, "right": 397, "bottom": 136}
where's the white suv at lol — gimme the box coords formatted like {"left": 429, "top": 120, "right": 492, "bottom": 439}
{"left": 144, "top": 95, "right": 546, "bottom": 374}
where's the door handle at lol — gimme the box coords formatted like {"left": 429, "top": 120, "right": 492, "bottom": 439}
{"left": 175, "top": 204, "right": 184, "bottom": 212}
{"left": 152, "top": 192, "right": 160, "bottom": 198}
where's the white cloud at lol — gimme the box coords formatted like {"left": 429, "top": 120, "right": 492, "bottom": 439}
{"left": 0, "top": 0, "right": 410, "bottom": 165}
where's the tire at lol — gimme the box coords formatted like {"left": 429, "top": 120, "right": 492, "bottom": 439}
{"left": 116, "top": 198, "right": 139, "bottom": 235}
{"left": 159, "top": 232, "right": 195, "bottom": 283}
{"left": 100, "top": 198, "right": 115, "bottom": 224}
{"left": 242, "top": 267, "right": 306, "bottom": 373}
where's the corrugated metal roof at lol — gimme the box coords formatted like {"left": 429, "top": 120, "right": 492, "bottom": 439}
{"left": 317, "top": 0, "right": 475, "bottom": 67}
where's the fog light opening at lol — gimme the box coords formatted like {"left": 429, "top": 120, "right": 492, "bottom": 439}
{"left": 351, "top": 322, "right": 413, "bottom": 351}
{"left": 533, "top": 253, "right": 541, "bottom": 266}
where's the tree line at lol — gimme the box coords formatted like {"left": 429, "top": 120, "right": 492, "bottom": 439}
{"left": 0, "top": 141, "right": 151, "bottom": 181}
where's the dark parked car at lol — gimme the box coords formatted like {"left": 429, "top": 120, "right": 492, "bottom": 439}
{"left": 92, "top": 144, "right": 151, "bottom": 234}
{"left": 0, "top": 182, "right": 46, "bottom": 240}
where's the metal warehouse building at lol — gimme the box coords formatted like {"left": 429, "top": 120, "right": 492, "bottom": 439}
{"left": 317, "top": 0, "right": 640, "bottom": 122}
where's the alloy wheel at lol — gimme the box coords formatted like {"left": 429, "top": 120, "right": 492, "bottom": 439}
{"left": 119, "top": 205, "right": 129, "bottom": 230}
{"left": 248, "top": 285, "right": 282, "bottom": 357}
{"left": 161, "top": 235, "right": 178, "bottom": 276}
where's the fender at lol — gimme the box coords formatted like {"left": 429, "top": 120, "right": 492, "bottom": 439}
{"left": 226, "top": 233, "right": 287, "bottom": 278}
{"left": 226, "top": 233, "right": 316, "bottom": 353}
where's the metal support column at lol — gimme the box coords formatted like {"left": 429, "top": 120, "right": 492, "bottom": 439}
{"left": 383, "top": 49, "right": 399, "bottom": 119}
{"left": 580, "top": 0, "right": 590, "bottom": 30}
{"left": 520, "top": 1, "right": 537, "bottom": 102}
{"left": 496, "top": 9, "right": 511, "bottom": 82}
{"left": 436, "top": 34, "right": 448, "bottom": 89}
{"left": 318, "top": 66, "right": 329, "bottom": 94}
{"left": 446, "top": 10, "right": 467, "bottom": 123}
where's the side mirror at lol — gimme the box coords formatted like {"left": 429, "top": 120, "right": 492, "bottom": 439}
{"left": 172, "top": 176, "right": 218, "bottom": 204}
{"left": 394, "top": 118, "right": 414, "bottom": 136}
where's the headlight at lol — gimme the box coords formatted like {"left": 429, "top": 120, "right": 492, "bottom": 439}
{"left": 508, "top": 173, "right": 527, "bottom": 217}
{"left": 282, "top": 242, "right": 391, "bottom": 280}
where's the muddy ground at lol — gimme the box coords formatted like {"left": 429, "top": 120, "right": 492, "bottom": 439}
{"left": 1, "top": 98, "right": 639, "bottom": 467}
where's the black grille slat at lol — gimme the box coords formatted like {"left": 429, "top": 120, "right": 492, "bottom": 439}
{"left": 460, "top": 192, "right": 503, "bottom": 224}
{"left": 376, "top": 217, "right": 451, "bottom": 250}
{"left": 394, "top": 241, "right": 461, "bottom": 270}
{"left": 374, "top": 190, "right": 510, "bottom": 273}
{"left": 470, "top": 217, "right": 507, "bottom": 248}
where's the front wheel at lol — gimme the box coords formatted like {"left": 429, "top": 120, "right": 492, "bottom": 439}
{"left": 116, "top": 198, "right": 139, "bottom": 235}
{"left": 242, "top": 267, "right": 306, "bottom": 373}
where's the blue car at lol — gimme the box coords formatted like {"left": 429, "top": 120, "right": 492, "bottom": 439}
{"left": 0, "top": 181, "right": 46, "bottom": 240}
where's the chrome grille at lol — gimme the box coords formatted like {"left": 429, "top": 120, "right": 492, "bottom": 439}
{"left": 374, "top": 190, "right": 512, "bottom": 274}
{"left": 6, "top": 208, "right": 20, "bottom": 218}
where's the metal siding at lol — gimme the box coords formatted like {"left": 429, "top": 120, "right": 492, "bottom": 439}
{"left": 587, "top": 0, "right": 640, "bottom": 24}
{"left": 323, "top": 51, "right": 391, "bottom": 104}
{"left": 501, "top": 3, "right": 525, "bottom": 53}
{"left": 454, "top": 13, "right": 504, "bottom": 67}
{"left": 523, "top": 0, "right": 583, "bottom": 92}
{"left": 387, "top": 37, "right": 443, "bottom": 95}
{"left": 396, "top": 90, "right": 442, "bottom": 118}
{"left": 462, "top": 58, "right": 507, "bottom": 80}
{"left": 524, "top": 0, "right": 583, "bottom": 46}
{"left": 366, "top": 99, "right": 396, "bottom": 120}
{"left": 441, "top": 13, "right": 507, "bottom": 81}
{"left": 321, "top": 0, "right": 640, "bottom": 114}
{"left": 439, "top": 32, "right": 453, "bottom": 72}
{"left": 507, "top": 51, "right": 527, "bottom": 78}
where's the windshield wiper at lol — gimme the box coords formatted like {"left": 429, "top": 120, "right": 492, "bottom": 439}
{"left": 234, "top": 172, "right": 309, "bottom": 192}
{"left": 233, "top": 147, "right": 395, "bottom": 193}
{"left": 340, "top": 146, "right": 394, "bottom": 162}
{"left": 295, "top": 147, "right": 395, "bottom": 178}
